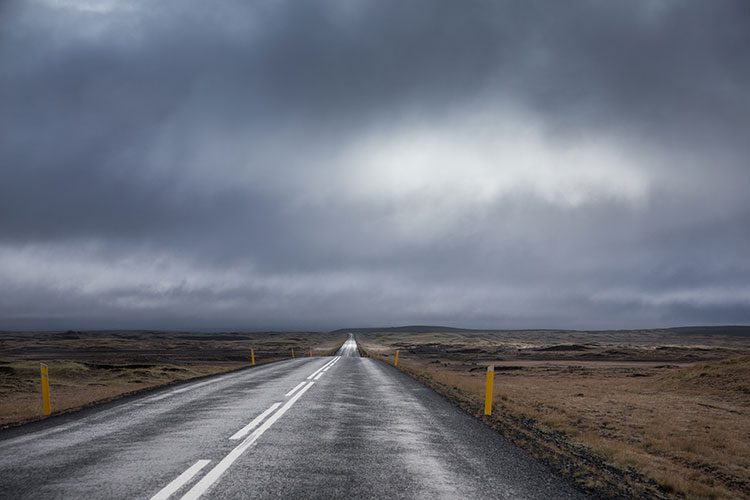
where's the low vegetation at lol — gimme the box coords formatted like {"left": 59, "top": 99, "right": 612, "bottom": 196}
{"left": 357, "top": 327, "right": 750, "bottom": 499}
{"left": 0, "top": 330, "right": 345, "bottom": 427}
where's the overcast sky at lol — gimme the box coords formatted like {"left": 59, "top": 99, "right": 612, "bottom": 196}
{"left": 1, "top": 0, "right": 749, "bottom": 330}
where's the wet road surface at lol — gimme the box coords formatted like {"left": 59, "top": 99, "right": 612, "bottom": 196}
{"left": 0, "top": 334, "right": 585, "bottom": 499}
{"left": 335, "top": 334, "right": 359, "bottom": 357}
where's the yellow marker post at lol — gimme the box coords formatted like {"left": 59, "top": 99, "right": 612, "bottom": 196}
{"left": 484, "top": 365, "right": 495, "bottom": 416}
{"left": 40, "top": 363, "right": 51, "bottom": 417}
{"left": 309, "top": 347, "right": 313, "bottom": 357}
{"left": 291, "top": 348, "right": 295, "bottom": 359}
{"left": 394, "top": 350, "right": 399, "bottom": 368}
{"left": 376, "top": 352, "right": 380, "bottom": 360}
{"left": 251, "top": 349, "right": 255, "bottom": 366}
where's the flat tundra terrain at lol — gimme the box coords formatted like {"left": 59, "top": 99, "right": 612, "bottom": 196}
{"left": 0, "top": 335, "right": 583, "bottom": 500}
{"left": 356, "top": 327, "right": 750, "bottom": 499}
{"left": 0, "top": 331, "right": 345, "bottom": 427}
{"left": 2, "top": 327, "right": 749, "bottom": 499}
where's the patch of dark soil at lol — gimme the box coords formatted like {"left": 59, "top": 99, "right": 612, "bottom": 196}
{"left": 605, "top": 349, "right": 630, "bottom": 356}
{"left": 86, "top": 363, "right": 156, "bottom": 370}
{"left": 536, "top": 344, "right": 591, "bottom": 352}
{"left": 446, "top": 347, "right": 484, "bottom": 354}
{"left": 655, "top": 346, "right": 717, "bottom": 352}
{"left": 174, "top": 335, "right": 244, "bottom": 341}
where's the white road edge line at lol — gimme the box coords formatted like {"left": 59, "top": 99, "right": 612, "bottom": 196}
{"left": 306, "top": 357, "right": 337, "bottom": 380}
{"left": 150, "top": 459, "right": 211, "bottom": 500}
{"left": 228, "top": 402, "right": 282, "bottom": 440}
{"left": 142, "top": 380, "right": 219, "bottom": 404}
{"left": 180, "top": 381, "right": 316, "bottom": 500}
{"left": 284, "top": 382, "right": 307, "bottom": 398}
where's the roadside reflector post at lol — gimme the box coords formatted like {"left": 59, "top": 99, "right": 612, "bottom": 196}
{"left": 251, "top": 349, "right": 255, "bottom": 366}
{"left": 291, "top": 348, "right": 295, "bottom": 359}
{"left": 309, "top": 347, "right": 312, "bottom": 357}
{"left": 377, "top": 352, "right": 380, "bottom": 360}
{"left": 40, "top": 363, "right": 51, "bottom": 417}
{"left": 484, "top": 365, "right": 495, "bottom": 416}
{"left": 394, "top": 350, "right": 399, "bottom": 368}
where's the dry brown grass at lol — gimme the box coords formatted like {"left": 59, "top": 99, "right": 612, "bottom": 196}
{"left": 0, "top": 360, "right": 244, "bottom": 426}
{"left": 0, "top": 330, "right": 345, "bottom": 427}
{"left": 359, "top": 329, "right": 750, "bottom": 499}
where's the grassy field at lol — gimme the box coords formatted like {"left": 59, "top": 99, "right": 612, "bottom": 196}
{"left": 356, "top": 327, "right": 750, "bottom": 499}
{"left": 0, "top": 330, "right": 345, "bottom": 427}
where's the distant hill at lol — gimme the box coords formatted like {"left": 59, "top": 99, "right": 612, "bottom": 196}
{"left": 331, "top": 325, "right": 750, "bottom": 336}
{"left": 666, "top": 325, "right": 750, "bottom": 336}
{"left": 331, "top": 325, "right": 474, "bottom": 334}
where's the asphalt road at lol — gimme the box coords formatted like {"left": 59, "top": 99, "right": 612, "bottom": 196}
{"left": 0, "top": 334, "right": 585, "bottom": 499}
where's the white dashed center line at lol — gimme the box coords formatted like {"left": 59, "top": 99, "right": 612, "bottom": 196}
{"left": 150, "top": 460, "right": 211, "bottom": 500}
{"left": 150, "top": 353, "right": 347, "bottom": 500}
{"left": 180, "top": 382, "right": 316, "bottom": 500}
{"left": 306, "top": 357, "right": 338, "bottom": 380}
{"left": 229, "top": 402, "right": 282, "bottom": 440}
{"left": 284, "top": 381, "right": 307, "bottom": 397}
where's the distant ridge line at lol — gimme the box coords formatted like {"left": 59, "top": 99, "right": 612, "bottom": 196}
{"left": 331, "top": 325, "right": 750, "bottom": 336}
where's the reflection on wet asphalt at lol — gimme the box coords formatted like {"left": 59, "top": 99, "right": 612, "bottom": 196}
{"left": 0, "top": 335, "right": 586, "bottom": 499}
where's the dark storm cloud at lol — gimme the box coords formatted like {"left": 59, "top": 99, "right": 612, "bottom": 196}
{"left": 1, "top": 0, "right": 749, "bottom": 329}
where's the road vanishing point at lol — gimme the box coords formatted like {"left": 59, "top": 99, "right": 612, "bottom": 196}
{"left": 0, "top": 334, "right": 585, "bottom": 499}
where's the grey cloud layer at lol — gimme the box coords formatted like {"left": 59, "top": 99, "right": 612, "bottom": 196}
{"left": 1, "top": 0, "right": 749, "bottom": 329}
